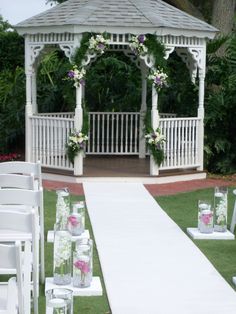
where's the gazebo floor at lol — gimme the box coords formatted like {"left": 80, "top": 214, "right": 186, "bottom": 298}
{"left": 42, "top": 156, "right": 206, "bottom": 183}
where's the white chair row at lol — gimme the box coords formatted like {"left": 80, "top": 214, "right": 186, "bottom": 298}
{"left": 0, "top": 161, "right": 44, "bottom": 314}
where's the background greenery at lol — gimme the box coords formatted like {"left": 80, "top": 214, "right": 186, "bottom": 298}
{"left": 0, "top": 0, "right": 235, "bottom": 174}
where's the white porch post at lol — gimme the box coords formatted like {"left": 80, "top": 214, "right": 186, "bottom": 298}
{"left": 197, "top": 69, "right": 205, "bottom": 171}
{"left": 25, "top": 37, "right": 33, "bottom": 162}
{"left": 139, "top": 64, "right": 148, "bottom": 158}
{"left": 32, "top": 67, "right": 38, "bottom": 114}
{"left": 150, "top": 85, "right": 160, "bottom": 176}
{"left": 74, "top": 85, "right": 83, "bottom": 175}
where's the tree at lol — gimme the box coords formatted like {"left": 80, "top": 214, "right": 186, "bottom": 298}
{"left": 212, "top": 0, "right": 235, "bottom": 36}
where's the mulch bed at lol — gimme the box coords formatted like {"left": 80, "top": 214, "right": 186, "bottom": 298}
{"left": 43, "top": 177, "right": 236, "bottom": 197}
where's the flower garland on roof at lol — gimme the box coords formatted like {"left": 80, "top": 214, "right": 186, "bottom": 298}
{"left": 66, "top": 33, "right": 110, "bottom": 86}
{"left": 129, "top": 34, "right": 168, "bottom": 92}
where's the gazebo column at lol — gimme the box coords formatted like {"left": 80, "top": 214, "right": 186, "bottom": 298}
{"left": 74, "top": 85, "right": 83, "bottom": 175}
{"left": 25, "top": 69, "right": 33, "bottom": 162}
{"left": 31, "top": 67, "right": 38, "bottom": 114}
{"left": 139, "top": 64, "right": 148, "bottom": 158}
{"left": 197, "top": 70, "right": 205, "bottom": 171}
{"left": 150, "top": 85, "right": 160, "bottom": 176}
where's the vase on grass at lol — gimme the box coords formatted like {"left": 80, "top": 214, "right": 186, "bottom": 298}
{"left": 46, "top": 288, "right": 73, "bottom": 314}
{"left": 214, "top": 186, "right": 228, "bottom": 232}
{"left": 53, "top": 223, "right": 72, "bottom": 285}
{"left": 198, "top": 200, "right": 213, "bottom": 233}
{"left": 56, "top": 188, "right": 70, "bottom": 227}
{"left": 67, "top": 201, "right": 85, "bottom": 236}
{"left": 73, "top": 239, "right": 93, "bottom": 288}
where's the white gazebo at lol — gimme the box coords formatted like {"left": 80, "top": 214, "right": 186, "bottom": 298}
{"left": 15, "top": 0, "right": 217, "bottom": 177}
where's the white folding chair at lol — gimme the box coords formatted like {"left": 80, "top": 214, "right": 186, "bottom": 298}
{"left": 0, "top": 242, "right": 25, "bottom": 314}
{"left": 0, "top": 209, "right": 39, "bottom": 314}
{"left": 0, "top": 161, "right": 42, "bottom": 190}
{"left": 0, "top": 188, "right": 45, "bottom": 285}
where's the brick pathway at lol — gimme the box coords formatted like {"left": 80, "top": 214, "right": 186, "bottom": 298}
{"left": 43, "top": 178, "right": 236, "bottom": 197}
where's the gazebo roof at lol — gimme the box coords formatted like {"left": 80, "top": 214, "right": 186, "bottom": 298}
{"left": 16, "top": 0, "right": 217, "bottom": 38}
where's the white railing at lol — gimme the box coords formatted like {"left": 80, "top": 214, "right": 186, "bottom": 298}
{"left": 29, "top": 112, "right": 201, "bottom": 172}
{"left": 87, "top": 112, "right": 140, "bottom": 155}
{"left": 159, "top": 117, "right": 201, "bottom": 169}
{"left": 38, "top": 112, "right": 74, "bottom": 118}
{"left": 30, "top": 115, "right": 74, "bottom": 170}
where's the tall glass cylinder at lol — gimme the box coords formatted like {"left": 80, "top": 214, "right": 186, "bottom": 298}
{"left": 56, "top": 188, "right": 70, "bottom": 228}
{"left": 214, "top": 186, "right": 228, "bottom": 232}
{"left": 53, "top": 223, "right": 72, "bottom": 285}
{"left": 198, "top": 200, "right": 213, "bottom": 233}
{"left": 46, "top": 288, "right": 73, "bottom": 314}
{"left": 73, "top": 239, "right": 93, "bottom": 288}
{"left": 67, "top": 201, "right": 85, "bottom": 236}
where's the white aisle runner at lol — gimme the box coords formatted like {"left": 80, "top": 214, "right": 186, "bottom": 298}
{"left": 84, "top": 182, "right": 236, "bottom": 314}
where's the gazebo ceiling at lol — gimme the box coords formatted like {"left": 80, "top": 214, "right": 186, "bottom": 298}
{"left": 16, "top": 0, "right": 217, "bottom": 38}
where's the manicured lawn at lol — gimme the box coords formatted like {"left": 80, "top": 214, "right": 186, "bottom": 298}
{"left": 156, "top": 187, "right": 236, "bottom": 288}
{"left": 40, "top": 190, "right": 111, "bottom": 314}
{"left": 2, "top": 186, "right": 236, "bottom": 313}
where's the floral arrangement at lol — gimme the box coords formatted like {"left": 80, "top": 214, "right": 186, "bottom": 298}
{"left": 148, "top": 68, "right": 168, "bottom": 91}
{"left": 215, "top": 193, "right": 227, "bottom": 226}
{"left": 129, "top": 34, "right": 148, "bottom": 56}
{"left": 145, "top": 128, "right": 165, "bottom": 166}
{"left": 0, "top": 153, "right": 21, "bottom": 162}
{"left": 67, "top": 65, "right": 86, "bottom": 87}
{"left": 66, "top": 130, "right": 89, "bottom": 164}
{"left": 54, "top": 232, "right": 71, "bottom": 283}
{"left": 88, "top": 34, "right": 109, "bottom": 54}
{"left": 73, "top": 258, "right": 91, "bottom": 286}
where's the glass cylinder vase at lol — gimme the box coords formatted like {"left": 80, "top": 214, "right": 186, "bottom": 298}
{"left": 53, "top": 223, "right": 72, "bottom": 285}
{"left": 56, "top": 188, "right": 70, "bottom": 228}
{"left": 198, "top": 200, "right": 213, "bottom": 233}
{"left": 73, "top": 239, "right": 93, "bottom": 288}
{"left": 214, "top": 186, "right": 228, "bottom": 232}
{"left": 46, "top": 288, "right": 73, "bottom": 314}
{"left": 67, "top": 201, "right": 85, "bottom": 236}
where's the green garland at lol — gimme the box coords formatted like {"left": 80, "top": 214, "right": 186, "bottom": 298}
{"left": 148, "top": 142, "right": 165, "bottom": 166}
{"left": 72, "top": 32, "right": 110, "bottom": 67}
{"left": 145, "top": 34, "right": 167, "bottom": 70}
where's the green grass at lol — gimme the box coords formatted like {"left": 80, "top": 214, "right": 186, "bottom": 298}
{"left": 40, "top": 190, "right": 111, "bottom": 314}
{"left": 156, "top": 186, "right": 236, "bottom": 288}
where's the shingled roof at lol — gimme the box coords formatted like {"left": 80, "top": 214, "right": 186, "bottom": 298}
{"left": 16, "top": 0, "right": 217, "bottom": 37}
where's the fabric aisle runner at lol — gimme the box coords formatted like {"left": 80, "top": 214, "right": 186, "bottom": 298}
{"left": 83, "top": 182, "right": 236, "bottom": 314}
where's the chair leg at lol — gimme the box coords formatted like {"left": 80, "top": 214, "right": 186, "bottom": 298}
{"left": 23, "top": 241, "right": 32, "bottom": 314}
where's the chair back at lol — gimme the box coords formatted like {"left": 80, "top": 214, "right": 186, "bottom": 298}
{"left": 0, "top": 161, "right": 42, "bottom": 189}
{"left": 0, "top": 173, "right": 34, "bottom": 190}
{"left": 0, "top": 188, "right": 42, "bottom": 207}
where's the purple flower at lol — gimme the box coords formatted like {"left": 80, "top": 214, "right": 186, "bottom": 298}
{"left": 138, "top": 34, "right": 145, "bottom": 44}
{"left": 154, "top": 76, "right": 162, "bottom": 85}
{"left": 97, "top": 43, "right": 105, "bottom": 50}
{"left": 68, "top": 70, "right": 75, "bottom": 78}
{"left": 79, "top": 79, "right": 85, "bottom": 86}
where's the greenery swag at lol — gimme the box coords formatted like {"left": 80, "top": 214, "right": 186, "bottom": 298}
{"left": 66, "top": 130, "right": 88, "bottom": 164}
{"left": 145, "top": 128, "right": 165, "bottom": 166}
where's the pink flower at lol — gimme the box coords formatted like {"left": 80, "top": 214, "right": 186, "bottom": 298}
{"left": 74, "top": 260, "right": 90, "bottom": 273}
{"left": 201, "top": 213, "right": 213, "bottom": 225}
{"left": 68, "top": 215, "right": 79, "bottom": 226}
